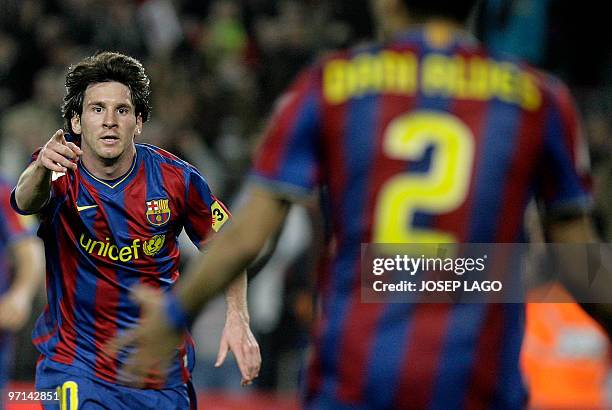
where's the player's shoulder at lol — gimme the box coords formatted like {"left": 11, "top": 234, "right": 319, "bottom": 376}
{"left": 532, "top": 69, "right": 574, "bottom": 106}
{"left": 485, "top": 48, "right": 573, "bottom": 109}
{"left": 519, "top": 61, "right": 574, "bottom": 110}
{"left": 136, "top": 143, "right": 197, "bottom": 172}
{"left": 135, "top": 143, "right": 206, "bottom": 191}
{"left": 495, "top": 47, "right": 566, "bottom": 88}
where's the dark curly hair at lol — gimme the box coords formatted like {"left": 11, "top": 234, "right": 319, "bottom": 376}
{"left": 61, "top": 51, "right": 152, "bottom": 135}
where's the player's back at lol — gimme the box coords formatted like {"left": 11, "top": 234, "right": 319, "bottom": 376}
{"left": 299, "top": 26, "right": 589, "bottom": 409}
{"left": 251, "top": 23, "right": 589, "bottom": 409}
{"left": 318, "top": 25, "right": 585, "bottom": 250}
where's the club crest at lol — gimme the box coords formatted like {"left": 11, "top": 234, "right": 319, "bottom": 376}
{"left": 146, "top": 199, "right": 171, "bottom": 226}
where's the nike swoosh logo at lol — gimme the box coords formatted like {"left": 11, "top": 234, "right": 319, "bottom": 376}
{"left": 76, "top": 204, "right": 98, "bottom": 212}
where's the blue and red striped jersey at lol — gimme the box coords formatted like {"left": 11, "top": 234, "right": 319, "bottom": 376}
{"left": 250, "top": 27, "right": 591, "bottom": 409}
{"left": 11, "top": 143, "right": 230, "bottom": 388}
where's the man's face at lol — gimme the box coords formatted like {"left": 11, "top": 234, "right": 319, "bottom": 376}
{"left": 71, "top": 81, "right": 142, "bottom": 163}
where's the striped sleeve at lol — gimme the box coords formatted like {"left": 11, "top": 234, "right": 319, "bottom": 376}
{"left": 535, "top": 78, "right": 592, "bottom": 219}
{"left": 250, "top": 66, "right": 323, "bottom": 200}
{"left": 183, "top": 166, "right": 230, "bottom": 247}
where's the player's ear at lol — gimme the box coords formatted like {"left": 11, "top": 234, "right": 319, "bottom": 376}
{"left": 71, "top": 115, "right": 81, "bottom": 134}
{"left": 135, "top": 114, "right": 143, "bottom": 137}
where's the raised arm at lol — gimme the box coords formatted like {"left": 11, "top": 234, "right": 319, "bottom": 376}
{"left": 14, "top": 129, "right": 82, "bottom": 213}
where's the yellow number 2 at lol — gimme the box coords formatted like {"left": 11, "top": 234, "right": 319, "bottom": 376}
{"left": 373, "top": 111, "right": 474, "bottom": 243}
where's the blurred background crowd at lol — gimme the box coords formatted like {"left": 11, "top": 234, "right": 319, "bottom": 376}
{"left": 1, "top": 0, "right": 612, "bottom": 405}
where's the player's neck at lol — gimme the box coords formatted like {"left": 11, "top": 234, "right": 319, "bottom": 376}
{"left": 81, "top": 145, "right": 137, "bottom": 181}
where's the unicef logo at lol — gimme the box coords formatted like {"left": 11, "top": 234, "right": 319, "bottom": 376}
{"left": 142, "top": 234, "right": 165, "bottom": 256}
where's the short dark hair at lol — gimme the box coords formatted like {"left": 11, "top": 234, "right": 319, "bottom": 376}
{"left": 62, "top": 51, "right": 152, "bottom": 135}
{"left": 403, "top": 0, "right": 478, "bottom": 23}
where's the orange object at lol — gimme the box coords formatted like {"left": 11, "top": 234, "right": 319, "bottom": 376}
{"left": 522, "top": 284, "right": 610, "bottom": 409}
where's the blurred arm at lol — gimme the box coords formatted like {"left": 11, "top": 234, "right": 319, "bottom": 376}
{"left": 546, "top": 215, "right": 597, "bottom": 242}
{"left": 546, "top": 215, "right": 612, "bottom": 334}
{"left": 176, "top": 185, "right": 291, "bottom": 322}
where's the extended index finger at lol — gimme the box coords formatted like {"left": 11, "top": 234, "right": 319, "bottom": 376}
{"left": 52, "top": 129, "right": 66, "bottom": 144}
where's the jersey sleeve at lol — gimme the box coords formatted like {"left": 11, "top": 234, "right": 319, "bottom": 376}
{"left": 183, "top": 166, "right": 231, "bottom": 247}
{"left": 534, "top": 78, "right": 593, "bottom": 220}
{"left": 249, "top": 66, "right": 323, "bottom": 200}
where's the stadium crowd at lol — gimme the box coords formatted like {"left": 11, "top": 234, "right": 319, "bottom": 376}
{"left": 1, "top": 0, "right": 612, "bottom": 406}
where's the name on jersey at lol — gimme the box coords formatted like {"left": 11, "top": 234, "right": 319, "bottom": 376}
{"left": 78, "top": 233, "right": 165, "bottom": 262}
{"left": 323, "top": 51, "right": 541, "bottom": 110}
